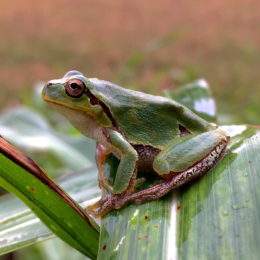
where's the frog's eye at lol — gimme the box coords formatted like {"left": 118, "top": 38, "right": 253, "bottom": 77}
{"left": 65, "top": 79, "right": 86, "bottom": 98}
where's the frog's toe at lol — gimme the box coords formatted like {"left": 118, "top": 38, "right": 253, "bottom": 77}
{"left": 85, "top": 207, "right": 103, "bottom": 218}
{"left": 99, "top": 178, "right": 114, "bottom": 193}
{"left": 85, "top": 194, "right": 118, "bottom": 218}
{"left": 86, "top": 203, "right": 101, "bottom": 211}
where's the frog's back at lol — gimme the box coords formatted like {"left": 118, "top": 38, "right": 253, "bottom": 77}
{"left": 89, "top": 78, "right": 210, "bottom": 148}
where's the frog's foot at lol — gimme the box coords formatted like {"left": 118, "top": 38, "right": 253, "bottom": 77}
{"left": 85, "top": 176, "right": 146, "bottom": 218}
{"left": 85, "top": 194, "right": 120, "bottom": 218}
{"left": 85, "top": 181, "right": 168, "bottom": 218}
{"left": 86, "top": 195, "right": 109, "bottom": 211}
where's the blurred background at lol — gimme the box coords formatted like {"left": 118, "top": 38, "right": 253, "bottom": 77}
{"left": 1, "top": 1, "right": 260, "bottom": 259}
{"left": 1, "top": 0, "right": 260, "bottom": 124}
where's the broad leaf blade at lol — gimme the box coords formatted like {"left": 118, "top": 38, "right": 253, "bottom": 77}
{"left": 97, "top": 82, "right": 260, "bottom": 260}
{"left": 177, "top": 125, "right": 260, "bottom": 259}
{"left": 0, "top": 138, "right": 99, "bottom": 259}
{"left": 98, "top": 125, "right": 260, "bottom": 260}
{"left": 98, "top": 198, "right": 171, "bottom": 260}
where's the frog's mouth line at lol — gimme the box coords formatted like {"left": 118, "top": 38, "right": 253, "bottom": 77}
{"left": 42, "top": 92, "right": 119, "bottom": 130}
{"left": 42, "top": 98, "right": 80, "bottom": 112}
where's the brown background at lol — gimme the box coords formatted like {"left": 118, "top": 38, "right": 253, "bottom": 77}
{"left": 1, "top": 0, "right": 260, "bottom": 123}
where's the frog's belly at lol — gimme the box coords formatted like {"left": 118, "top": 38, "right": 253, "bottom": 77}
{"left": 134, "top": 144, "right": 160, "bottom": 174}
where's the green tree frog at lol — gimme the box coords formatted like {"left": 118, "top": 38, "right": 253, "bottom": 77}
{"left": 42, "top": 71, "right": 229, "bottom": 218}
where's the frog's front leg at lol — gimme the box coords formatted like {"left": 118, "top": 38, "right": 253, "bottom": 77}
{"left": 107, "top": 130, "right": 138, "bottom": 194}
{"left": 95, "top": 143, "right": 113, "bottom": 193}
{"left": 96, "top": 130, "right": 139, "bottom": 194}
{"left": 86, "top": 130, "right": 138, "bottom": 217}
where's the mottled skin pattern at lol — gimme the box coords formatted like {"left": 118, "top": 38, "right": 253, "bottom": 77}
{"left": 42, "top": 71, "right": 230, "bottom": 218}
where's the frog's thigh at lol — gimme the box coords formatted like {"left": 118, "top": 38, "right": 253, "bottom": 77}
{"left": 108, "top": 130, "right": 138, "bottom": 194}
{"left": 153, "top": 129, "right": 227, "bottom": 176}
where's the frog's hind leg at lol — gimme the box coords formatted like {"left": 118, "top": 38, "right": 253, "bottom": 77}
{"left": 86, "top": 140, "right": 227, "bottom": 218}
{"left": 87, "top": 132, "right": 229, "bottom": 217}
{"left": 153, "top": 128, "right": 229, "bottom": 177}
{"left": 114, "top": 137, "right": 229, "bottom": 209}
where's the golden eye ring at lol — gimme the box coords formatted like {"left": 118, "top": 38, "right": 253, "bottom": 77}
{"left": 65, "top": 79, "right": 86, "bottom": 98}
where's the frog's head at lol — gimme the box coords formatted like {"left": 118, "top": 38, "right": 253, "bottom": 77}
{"left": 42, "top": 70, "right": 112, "bottom": 127}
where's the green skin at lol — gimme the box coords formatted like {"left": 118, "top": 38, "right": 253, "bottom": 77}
{"left": 42, "top": 71, "right": 229, "bottom": 217}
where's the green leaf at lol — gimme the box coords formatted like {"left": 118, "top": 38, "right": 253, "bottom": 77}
{"left": 177, "top": 125, "right": 260, "bottom": 259}
{"left": 164, "top": 79, "right": 217, "bottom": 122}
{"left": 98, "top": 197, "right": 171, "bottom": 260}
{"left": 40, "top": 124, "right": 260, "bottom": 260}
{"left": 0, "top": 167, "right": 100, "bottom": 256}
{"left": 0, "top": 107, "right": 95, "bottom": 171}
{"left": 0, "top": 138, "right": 99, "bottom": 259}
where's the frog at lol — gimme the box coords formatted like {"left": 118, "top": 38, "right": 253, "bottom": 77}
{"left": 42, "top": 70, "right": 230, "bottom": 218}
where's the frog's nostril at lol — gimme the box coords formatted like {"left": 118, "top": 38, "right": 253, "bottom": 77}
{"left": 46, "top": 82, "right": 53, "bottom": 87}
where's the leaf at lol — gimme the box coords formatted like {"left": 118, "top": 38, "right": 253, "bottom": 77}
{"left": 98, "top": 197, "right": 171, "bottom": 260}
{"left": 0, "top": 166, "right": 100, "bottom": 256}
{"left": 0, "top": 107, "right": 96, "bottom": 172}
{"left": 165, "top": 81, "right": 260, "bottom": 258}
{"left": 28, "top": 237, "right": 92, "bottom": 260}
{"left": 176, "top": 125, "right": 260, "bottom": 259}
{"left": 98, "top": 128, "right": 260, "bottom": 259}
{"left": 0, "top": 137, "right": 99, "bottom": 259}
{"left": 2, "top": 80, "right": 260, "bottom": 260}
{"left": 164, "top": 79, "right": 217, "bottom": 122}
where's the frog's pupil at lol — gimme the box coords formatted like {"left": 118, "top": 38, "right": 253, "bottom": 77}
{"left": 70, "top": 83, "right": 79, "bottom": 89}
